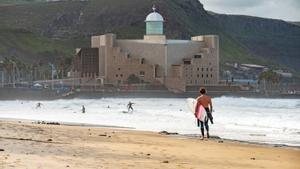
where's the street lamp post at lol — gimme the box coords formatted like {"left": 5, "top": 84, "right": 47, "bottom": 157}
{"left": 12, "top": 61, "right": 16, "bottom": 88}
{"left": 49, "top": 63, "right": 56, "bottom": 90}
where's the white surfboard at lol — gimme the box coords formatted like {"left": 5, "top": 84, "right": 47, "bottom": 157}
{"left": 186, "top": 98, "right": 207, "bottom": 122}
{"left": 187, "top": 98, "right": 197, "bottom": 113}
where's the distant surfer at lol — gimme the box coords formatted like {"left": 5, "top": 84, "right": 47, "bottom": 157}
{"left": 196, "top": 88, "right": 213, "bottom": 139}
{"left": 127, "top": 101, "right": 134, "bottom": 112}
{"left": 82, "top": 105, "right": 85, "bottom": 113}
{"left": 36, "top": 102, "right": 42, "bottom": 109}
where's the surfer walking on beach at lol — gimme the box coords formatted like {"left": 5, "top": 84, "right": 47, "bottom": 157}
{"left": 127, "top": 101, "right": 134, "bottom": 112}
{"left": 196, "top": 88, "right": 213, "bottom": 139}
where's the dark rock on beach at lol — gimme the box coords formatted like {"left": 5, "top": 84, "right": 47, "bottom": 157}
{"left": 159, "top": 131, "right": 178, "bottom": 135}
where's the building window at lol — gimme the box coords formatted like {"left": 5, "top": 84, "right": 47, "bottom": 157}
{"left": 211, "top": 74, "right": 213, "bottom": 78}
{"left": 201, "top": 68, "right": 204, "bottom": 71}
{"left": 210, "top": 68, "right": 213, "bottom": 71}
{"left": 206, "top": 68, "right": 209, "bottom": 71}
{"left": 197, "top": 68, "right": 199, "bottom": 71}
{"left": 197, "top": 74, "right": 200, "bottom": 78}
{"left": 140, "top": 71, "right": 145, "bottom": 77}
{"left": 116, "top": 74, "right": 119, "bottom": 77}
{"left": 141, "top": 58, "right": 145, "bottom": 64}
{"left": 206, "top": 74, "right": 209, "bottom": 78}
{"left": 118, "top": 68, "right": 121, "bottom": 71}
{"left": 194, "top": 54, "right": 202, "bottom": 59}
{"left": 202, "top": 74, "right": 204, "bottom": 78}
{"left": 120, "top": 74, "right": 123, "bottom": 77}
{"left": 184, "top": 60, "right": 191, "bottom": 65}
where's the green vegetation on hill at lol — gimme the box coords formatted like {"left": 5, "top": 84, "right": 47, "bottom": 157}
{"left": 0, "top": 0, "right": 46, "bottom": 6}
{"left": 0, "top": 28, "right": 74, "bottom": 63}
{"left": 215, "top": 15, "right": 300, "bottom": 73}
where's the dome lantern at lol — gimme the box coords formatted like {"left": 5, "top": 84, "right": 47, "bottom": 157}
{"left": 145, "top": 5, "right": 164, "bottom": 35}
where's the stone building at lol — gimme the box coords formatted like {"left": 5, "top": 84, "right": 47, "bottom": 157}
{"left": 72, "top": 6, "right": 219, "bottom": 92}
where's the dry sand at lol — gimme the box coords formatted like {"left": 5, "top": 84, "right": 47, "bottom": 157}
{"left": 0, "top": 120, "right": 299, "bottom": 169}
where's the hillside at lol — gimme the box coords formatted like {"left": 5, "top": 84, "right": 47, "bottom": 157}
{"left": 0, "top": 0, "right": 299, "bottom": 75}
{"left": 214, "top": 14, "right": 300, "bottom": 71}
{"left": 0, "top": 0, "right": 46, "bottom": 6}
{"left": 291, "top": 22, "right": 300, "bottom": 27}
{"left": 0, "top": 28, "right": 75, "bottom": 63}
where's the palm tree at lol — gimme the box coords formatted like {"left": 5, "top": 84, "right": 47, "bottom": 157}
{"left": 56, "top": 57, "right": 73, "bottom": 79}
{"left": 3, "top": 58, "right": 13, "bottom": 86}
{"left": 259, "top": 71, "right": 280, "bottom": 93}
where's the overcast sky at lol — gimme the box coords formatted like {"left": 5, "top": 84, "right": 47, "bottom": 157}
{"left": 200, "top": 0, "right": 300, "bottom": 21}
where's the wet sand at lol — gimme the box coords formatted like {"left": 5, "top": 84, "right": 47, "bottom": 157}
{"left": 0, "top": 120, "right": 299, "bottom": 169}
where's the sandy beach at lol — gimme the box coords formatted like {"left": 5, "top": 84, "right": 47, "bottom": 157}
{"left": 0, "top": 120, "right": 299, "bottom": 169}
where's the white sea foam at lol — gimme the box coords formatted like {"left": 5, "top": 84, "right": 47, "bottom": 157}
{"left": 0, "top": 97, "right": 299, "bottom": 146}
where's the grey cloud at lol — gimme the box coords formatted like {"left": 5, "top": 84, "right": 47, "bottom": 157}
{"left": 290, "top": 0, "right": 300, "bottom": 8}
{"left": 200, "top": 0, "right": 300, "bottom": 21}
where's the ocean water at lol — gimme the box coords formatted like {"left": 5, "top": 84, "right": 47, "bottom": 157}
{"left": 0, "top": 97, "right": 299, "bottom": 146}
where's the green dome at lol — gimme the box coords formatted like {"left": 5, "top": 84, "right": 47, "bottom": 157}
{"left": 145, "top": 6, "right": 164, "bottom": 35}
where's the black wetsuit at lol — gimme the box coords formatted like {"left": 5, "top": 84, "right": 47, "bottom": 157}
{"left": 206, "top": 107, "right": 213, "bottom": 124}
{"left": 82, "top": 106, "right": 85, "bottom": 113}
{"left": 197, "top": 107, "right": 212, "bottom": 138}
{"left": 127, "top": 103, "right": 134, "bottom": 112}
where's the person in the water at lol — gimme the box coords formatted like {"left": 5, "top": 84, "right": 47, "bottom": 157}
{"left": 36, "top": 102, "right": 42, "bottom": 109}
{"left": 82, "top": 105, "right": 85, "bottom": 113}
{"left": 127, "top": 102, "right": 134, "bottom": 112}
{"left": 196, "top": 88, "right": 213, "bottom": 139}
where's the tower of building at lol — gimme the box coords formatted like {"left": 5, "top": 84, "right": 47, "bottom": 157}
{"left": 145, "top": 5, "right": 164, "bottom": 35}
{"left": 144, "top": 5, "right": 166, "bottom": 41}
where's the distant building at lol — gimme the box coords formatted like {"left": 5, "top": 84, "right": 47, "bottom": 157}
{"left": 274, "top": 70, "right": 293, "bottom": 78}
{"left": 223, "top": 63, "right": 269, "bottom": 83}
{"left": 73, "top": 48, "right": 99, "bottom": 78}
{"left": 71, "top": 6, "right": 220, "bottom": 92}
{"left": 240, "top": 64, "right": 268, "bottom": 72}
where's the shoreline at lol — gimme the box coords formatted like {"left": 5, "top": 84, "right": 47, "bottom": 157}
{"left": 2, "top": 118, "right": 299, "bottom": 150}
{"left": 0, "top": 88, "right": 299, "bottom": 100}
{"left": 0, "top": 119, "right": 300, "bottom": 169}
